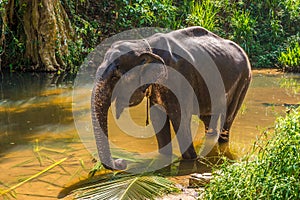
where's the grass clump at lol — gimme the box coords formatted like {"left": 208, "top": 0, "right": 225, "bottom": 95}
{"left": 278, "top": 40, "right": 300, "bottom": 72}
{"left": 205, "top": 108, "right": 300, "bottom": 199}
{"left": 186, "top": 0, "right": 220, "bottom": 31}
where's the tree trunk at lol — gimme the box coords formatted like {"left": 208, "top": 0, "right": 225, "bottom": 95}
{"left": 21, "top": 0, "right": 74, "bottom": 71}
{"left": 0, "top": 0, "right": 74, "bottom": 71}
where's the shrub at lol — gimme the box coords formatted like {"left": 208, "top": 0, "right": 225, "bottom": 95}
{"left": 229, "top": 9, "right": 257, "bottom": 55}
{"left": 278, "top": 39, "right": 300, "bottom": 72}
{"left": 114, "top": 0, "right": 178, "bottom": 29}
{"left": 185, "top": 0, "right": 220, "bottom": 31}
{"left": 205, "top": 108, "right": 300, "bottom": 199}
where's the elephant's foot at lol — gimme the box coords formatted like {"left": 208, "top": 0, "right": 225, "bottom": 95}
{"left": 103, "top": 158, "right": 127, "bottom": 170}
{"left": 114, "top": 158, "right": 127, "bottom": 170}
{"left": 158, "top": 149, "right": 172, "bottom": 157}
{"left": 181, "top": 146, "right": 198, "bottom": 160}
{"left": 218, "top": 129, "right": 229, "bottom": 143}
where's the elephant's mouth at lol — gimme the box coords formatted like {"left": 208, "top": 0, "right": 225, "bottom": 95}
{"left": 128, "top": 101, "right": 139, "bottom": 106}
{"left": 116, "top": 86, "right": 151, "bottom": 120}
{"left": 128, "top": 85, "right": 150, "bottom": 105}
{"left": 115, "top": 95, "right": 144, "bottom": 119}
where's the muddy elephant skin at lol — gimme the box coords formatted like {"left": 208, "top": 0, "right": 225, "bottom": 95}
{"left": 91, "top": 26, "right": 252, "bottom": 170}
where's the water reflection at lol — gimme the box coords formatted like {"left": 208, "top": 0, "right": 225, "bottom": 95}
{"left": 0, "top": 72, "right": 75, "bottom": 154}
{"left": 0, "top": 70, "right": 299, "bottom": 199}
{"left": 1, "top": 71, "right": 300, "bottom": 156}
{"left": 1, "top": 71, "right": 300, "bottom": 157}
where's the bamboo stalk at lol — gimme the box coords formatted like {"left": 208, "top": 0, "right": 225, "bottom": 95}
{"left": 0, "top": 157, "right": 68, "bottom": 196}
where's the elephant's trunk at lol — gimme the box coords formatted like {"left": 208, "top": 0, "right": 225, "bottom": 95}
{"left": 91, "top": 77, "right": 127, "bottom": 170}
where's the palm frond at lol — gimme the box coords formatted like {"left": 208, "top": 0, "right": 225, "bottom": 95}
{"left": 74, "top": 175, "right": 179, "bottom": 200}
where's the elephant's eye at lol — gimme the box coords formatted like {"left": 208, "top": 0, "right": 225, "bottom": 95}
{"left": 140, "top": 58, "right": 147, "bottom": 65}
{"left": 122, "top": 71, "right": 130, "bottom": 80}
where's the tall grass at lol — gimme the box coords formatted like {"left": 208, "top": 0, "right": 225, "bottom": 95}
{"left": 278, "top": 41, "right": 300, "bottom": 72}
{"left": 204, "top": 108, "right": 300, "bottom": 199}
{"left": 186, "top": 0, "right": 220, "bottom": 31}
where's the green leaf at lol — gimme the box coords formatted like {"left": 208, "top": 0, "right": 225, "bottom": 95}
{"left": 74, "top": 175, "right": 179, "bottom": 200}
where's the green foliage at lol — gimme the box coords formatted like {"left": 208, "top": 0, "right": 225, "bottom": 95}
{"left": 110, "top": 0, "right": 300, "bottom": 70}
{"left": 204, "top": 108, "right": 300, "bottom": 199}
{"left": 115, "top": 0, "right": 178, "bottom": 29}
{"left": 60, "top": 1, "right": 103, "bottom": 73}
{"left": 1, "top": 0, "right": 300, "bottom": 72}
{"left": 0, "top": 0, "right": 101, "bottom": 72}
{"left": 0, "top": 1, "right": 27, "bottom": 70}
{"left": 74, "top": 174, "right": 179, "bottom": 200}
{"left": 186, "top": 0, "right": 220, "bottom": 31}
{"left": 229, "top": 9, "right": 257, "bottom": 54}
{"left": 278, "top": 39, "right": 300, "bottom": 72}
{"left": 245, "top": 0, "right": 299, "bottom": 68}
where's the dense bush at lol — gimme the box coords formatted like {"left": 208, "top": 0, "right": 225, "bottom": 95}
{"left": 114, "top": 0, "right": 179, "bottom": 29}
{"left": 204, "top": 108, "right": 300, "bottom": 199}
{"left": 112, "top": 0, "right": 300, "bottom": 70}
{"left": 278, "top": 35, "right": 300, "bottom": 72}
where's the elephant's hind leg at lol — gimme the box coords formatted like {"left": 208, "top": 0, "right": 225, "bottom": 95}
{"left": 199, "top": 114, "right": 224, "bottom": 156}
{"left": 222, "top": 81, "right": 250, "bottom": 142}
{"left": 200, "top": 115, "right": 211, "bottom": 133}
{"left": 200, "top": 114, "right": 224, "bottom": 136}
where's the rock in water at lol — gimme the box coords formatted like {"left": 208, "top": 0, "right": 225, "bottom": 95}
{"left": 189, "top": 173, "right": 212, "bottom": 187}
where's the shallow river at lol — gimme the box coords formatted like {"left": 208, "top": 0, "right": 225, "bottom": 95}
{"left": 0, "top": 70, "right": 299, "bottom": 199}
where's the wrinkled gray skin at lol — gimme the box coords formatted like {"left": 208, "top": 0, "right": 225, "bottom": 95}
{"left": 91, "top": 27, "right": 252, "bottom": 170}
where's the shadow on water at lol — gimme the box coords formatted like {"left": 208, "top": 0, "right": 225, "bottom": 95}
{"left": 156, "top": 142, "right": 236, "bottom": 176}
{"left": 0, "top": 72, "right": 76, "bottom": 154}
{"left": 0, "top": 72, "right": 75, "bottom": 100}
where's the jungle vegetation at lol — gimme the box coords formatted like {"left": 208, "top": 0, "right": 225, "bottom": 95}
{"left": 204, "top": 107, "right": 300, "bottom": 199}
{"left": 0, "top": 0, "right": 299, "bottom": 72}
{"left": 0, "top": 1, "right": 299, "bottom": 199}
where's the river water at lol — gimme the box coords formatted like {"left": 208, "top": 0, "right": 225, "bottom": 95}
{"left": 0, "top": 70, "right": 299, "bottom": 199}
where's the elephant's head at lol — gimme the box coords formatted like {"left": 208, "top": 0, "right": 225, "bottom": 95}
{"left": 91, "top": 40, "right": 167, "bottom": 170}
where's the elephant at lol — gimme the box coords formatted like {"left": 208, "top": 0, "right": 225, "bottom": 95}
{"left": 91, "top": 26, "right": 252, "bottom": 170}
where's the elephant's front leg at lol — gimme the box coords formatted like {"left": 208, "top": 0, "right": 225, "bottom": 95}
{"left": 169, "top": 112, "right": 197, "bottom": 160}
{"left": 150, "top": 103, "right": 172, "bottom": 156}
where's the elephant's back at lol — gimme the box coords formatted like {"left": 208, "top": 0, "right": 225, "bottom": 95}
{"left": 149, "top": 27, "right": 251, "bottom": 114}
{"left": 151, "top": 27, "right": 250, "bottom": 68}
{"left": 177, "top": 27, "right": 251, "bottom": 88}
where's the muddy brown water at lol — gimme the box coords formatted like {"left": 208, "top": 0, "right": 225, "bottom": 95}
{"left": 0, "top": 70, "right": 299, "bottom": 199}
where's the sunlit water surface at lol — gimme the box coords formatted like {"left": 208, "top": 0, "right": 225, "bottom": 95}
{"left": 0, "top": 70, "right": 299, "bottom": 199}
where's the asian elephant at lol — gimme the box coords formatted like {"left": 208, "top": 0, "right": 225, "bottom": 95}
{"left": 91, "top": 26, "right": 251, "bottom": 170}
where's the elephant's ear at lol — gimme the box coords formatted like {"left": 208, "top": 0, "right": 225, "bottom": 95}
{"left": 138, "top": 52, "right": 168, "bottom": 84}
